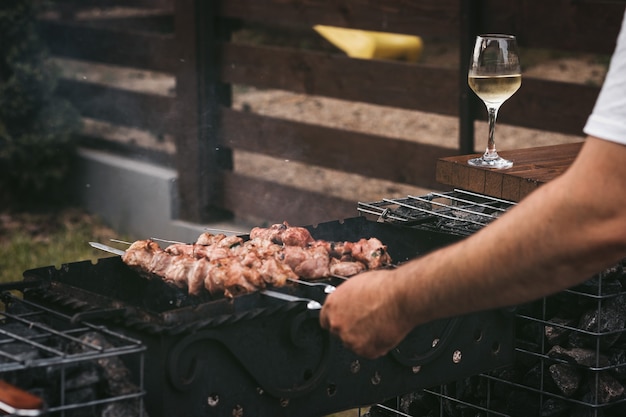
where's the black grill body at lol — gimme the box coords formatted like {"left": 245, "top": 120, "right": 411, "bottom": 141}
{"left": 17, "top": 216, "right": 515, "bottom": 417}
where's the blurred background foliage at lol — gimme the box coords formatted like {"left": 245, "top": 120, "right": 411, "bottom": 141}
{"left": 0, "top": 0, "right": 81, "bottom": 208}
{"left": 0, "top": 1, "right": 111, "bottom": 283}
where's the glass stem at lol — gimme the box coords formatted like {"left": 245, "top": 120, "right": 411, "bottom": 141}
{"left": 484, "top": 105, "right": 501, "bottom": 160}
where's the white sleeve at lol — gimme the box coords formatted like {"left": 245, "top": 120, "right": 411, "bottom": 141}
{"left": 583, "top": 10, "right": 626, "bottom": 145}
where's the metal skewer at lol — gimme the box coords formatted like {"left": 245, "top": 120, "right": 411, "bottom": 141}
{"left": 90, "top": 242, "right": 125, "bottom": 256}
{"left": 287, "top": 278, "right": 335, "bottom": 293}
{"left": 260, "top": 290, "right": 322, "bottom": 310}
{"left": 203, "top": 227, "right": 248, "bottom": 235}
{"left": 150, "top": 237, "right": 184, "bottom": 244}
{"left": 110, "top": 238, "right": 133, "bottom": 245}
{"left": 330, "top": 274, "right": 349, "bottom": 281}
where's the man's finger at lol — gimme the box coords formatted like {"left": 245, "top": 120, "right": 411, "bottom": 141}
{"left": 318, "top": 309, "right": 329, "bottom": 329}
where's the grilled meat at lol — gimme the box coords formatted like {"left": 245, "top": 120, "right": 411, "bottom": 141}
{"left": 330, "top": 258, "right": 366, "bottom": 276}
{"left": 123, "top": 240, "right": 256, "bottom": 297}
{"left": 282, "top": 245, "right": 331, "bottom": 279}
{"left": 249, "top": 222, "right": 314, "bottom": 246}
{"left": 348, "top": 237, "right": 391, "bottom": 269}
{"left": 121, "top": 223, "right": 392, "bottom": 298}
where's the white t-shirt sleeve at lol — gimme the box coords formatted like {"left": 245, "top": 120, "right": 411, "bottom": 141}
{"left": 583, "top": 10, "right": 626, "bottom": 145}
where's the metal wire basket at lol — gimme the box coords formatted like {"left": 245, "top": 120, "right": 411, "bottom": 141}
{"left": 0, "top": 291, "right": 147, "bottom": 416}
{"left": 359, "top": 190, "right": 626, "bottom": 417}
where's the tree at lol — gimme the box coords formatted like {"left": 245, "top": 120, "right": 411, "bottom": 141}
{"left": 0, "top": 0, "right": 80, "bottom": 207}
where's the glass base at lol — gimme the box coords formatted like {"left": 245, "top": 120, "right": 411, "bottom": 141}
{"left": 468, "top": 156, "right": 513, "bottom": 169}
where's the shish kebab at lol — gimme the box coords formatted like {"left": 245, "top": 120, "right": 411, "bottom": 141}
{"left": 88, "top": 243, "right": 325, "bottom": 310}
{"left": 147, "top": 237, "right": 337, "bottom": 294}
{"left": 90, "top": 222, "right": 392, "bottom": 301}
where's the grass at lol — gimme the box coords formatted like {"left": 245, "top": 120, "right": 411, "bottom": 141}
{"left": 0, "top": 207, "right": 126, "bottom": 283}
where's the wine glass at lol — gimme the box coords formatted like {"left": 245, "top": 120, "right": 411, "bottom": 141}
{"left": 468, "top": 34, "right": 521, "bottom": 169}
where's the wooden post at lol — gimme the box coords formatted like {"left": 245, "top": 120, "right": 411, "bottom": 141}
{"left": 458, "top": 0, "right": 481, "bottom": 155}
{"left": 173, "top": 0, "right": 233, "bottom": 222}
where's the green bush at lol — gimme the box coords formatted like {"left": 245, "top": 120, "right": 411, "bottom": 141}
{"left": 0, "top": 0, "right": 81, "bottom": 207}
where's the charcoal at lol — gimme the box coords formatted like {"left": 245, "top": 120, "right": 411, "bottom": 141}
{"left": 491, "top": 367, "right": 522, "bottom": 398}
{"left": 102, "top": 401, "right": 144, "bottom": 417}
{"left": 0, "top": 341, "right": 41, "bottom": 364}
{"left": 63, "top": 366, "right": 103, "bottom": 391}
{"left": 545, "top": 317, "right": 577, "bottom": 346}
{"left": 399, "top": 391, "right": 441, "bottom": 416}
{"left": 524, "top": 363, "right": 559, "bottom": 393}
{"left": 584, "top": 372, "right": 625, "bottom": 404}
{"left": 608, "top": 349, "right": 626, "bottom": 379}
{"left": 540, "top": 397, "right": 570, "bottom": 417}
{"left": 572, "top": 299, "right": 626, "bottom": 349}
{"left": 64, "top": 387, "right": 97, "bottom": 416}
{"left": 70, "top": 332, "right": 149, "bottom": 417}
{"left": 442, "top": 376, "right": 485, "bottom": 402}
{"left": 572, "top": 276, "right": 623, "bottom": 297}
{"left": 549, "top": 363, "right": 582, "bottom": 397}
{"left": 548, "top": 345, "right": 610, "bottom": 368}
{"left": 78, "top": 332, "right": 138, "bottom": 397}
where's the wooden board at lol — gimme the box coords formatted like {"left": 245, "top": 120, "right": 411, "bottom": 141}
{"left": 436, "top": 142, "right": 583, "bottom": 202}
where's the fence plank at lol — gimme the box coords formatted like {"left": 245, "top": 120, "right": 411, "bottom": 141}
{"left": 483, "top": 0, "right": 625, "bottom": 54}
{"left": 74, "top": 13, "right": 174, "bottom": 34}
{"left": 219, "top": 0, "right": 460, "bottom": 37}
{"left": 221, "top": 109, "right": 456, "bottom": 189}
{"left": 222, "top": 172, "right": 359, "bottom": 225}
{"left": 221, "top": 43, "right": 460, "bottom": 116}
{"left": 40, "top": 19, "right": 177, "bottom": 73}
{"left": 53, "top": 0, "right": 172, "bottom": 11}
{"left": 57, "top": 79, "right": 177, "bottom": 134}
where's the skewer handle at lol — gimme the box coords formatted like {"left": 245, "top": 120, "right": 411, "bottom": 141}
{"left": 0, "top": 380, "right": 46, "bottom": 416}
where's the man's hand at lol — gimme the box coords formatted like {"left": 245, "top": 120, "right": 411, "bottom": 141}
{"left": 319, "top": 268, "right": 414, "bottom": 359}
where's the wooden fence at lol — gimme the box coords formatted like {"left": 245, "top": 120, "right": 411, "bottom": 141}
{"left": 41, "top": 0, "right": 625, "bottom": 226}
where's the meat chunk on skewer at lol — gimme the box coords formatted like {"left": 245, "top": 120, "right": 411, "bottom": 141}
{"left": 165, "top": 235, "right": 243, "bottom": 261}
{"left": 348, "top": 238, "right": 392, "bottom": 269}
{"left": 123, "top": 240, "right": 190, "bottom": 289}
{"left": 282, "top": 245, "right": 330, "bottom": 279}
{"left": 329, "top": 258, "right": 367, "bottom": 277}
{"left": 205, "top": 257, "right": 262, "bottom": 298}
{"left": 250, "top": 222, "right": 314, "bottom": 247}
{"left": 195, "top": 232, "right": 227, "bottom": 246}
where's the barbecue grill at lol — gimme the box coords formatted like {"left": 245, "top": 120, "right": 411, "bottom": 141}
{"left": 359, "top": 189, "right": 626, "bottom": 417}
{"left": 1, "top": 216, "right": 515, "bottom": 417}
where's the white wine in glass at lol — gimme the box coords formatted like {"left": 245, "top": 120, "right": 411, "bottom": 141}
{"left": 468, "top": 34, "right": 521, "bottom": 169}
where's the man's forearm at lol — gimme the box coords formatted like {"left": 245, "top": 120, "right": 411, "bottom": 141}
{"left": 319, "top": 137, "right": 626, "bottom": 359}
{"left": 396, "top": 137, "right": 626, "bottom": 328}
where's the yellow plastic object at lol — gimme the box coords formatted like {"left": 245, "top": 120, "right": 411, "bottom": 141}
{"left": 313, "top": 25, "right": 423, "bottom": 62}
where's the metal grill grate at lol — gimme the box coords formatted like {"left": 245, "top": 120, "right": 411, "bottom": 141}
{"left": 358, "top": 189, "right": 516, "bottom": 236}
{"left": 0, "top": 291, "right": 146, "bottom": 416}
{"left": 359, "top": 190, "right": 626, "bottom": 417}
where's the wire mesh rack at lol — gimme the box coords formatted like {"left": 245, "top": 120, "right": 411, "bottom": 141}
{"left": 0, "top": 291, "right": 146, "bottom": 417}
{"left": 357, "top": 189, "right": 517, "bottom": 236}
{"left": 357, "top": 190, "right": 626, "bottom": 417}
